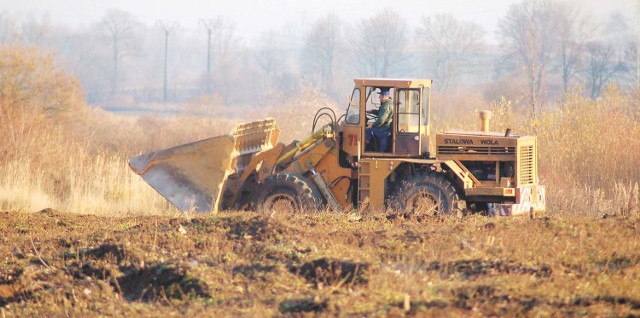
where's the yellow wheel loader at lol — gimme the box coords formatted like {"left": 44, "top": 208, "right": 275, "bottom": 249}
{"left": 130, "top": 78, "right": 545, "bottom": 216}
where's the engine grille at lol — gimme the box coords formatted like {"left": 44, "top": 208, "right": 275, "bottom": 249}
{"left": 519, "top": 145, "right": 535, "bottom": 185}
{"left": 437, "top": 146, "right": 516, "bottom": 155}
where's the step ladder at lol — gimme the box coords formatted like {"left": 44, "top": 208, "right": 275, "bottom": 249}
{"left": 358, "top": 160, "right": 370, "bottom": 207}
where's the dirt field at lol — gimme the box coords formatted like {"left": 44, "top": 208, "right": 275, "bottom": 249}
{"left": 1, "top": 209, "right": 639, "bottom": 317}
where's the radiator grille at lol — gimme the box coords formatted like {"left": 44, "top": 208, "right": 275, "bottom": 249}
{"left": 437, "top": 146, "right": 516, "bottom": 155}
{"left": 519, "top": 145, "right": 535, "bottom": 184}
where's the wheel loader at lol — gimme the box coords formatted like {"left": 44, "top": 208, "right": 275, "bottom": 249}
{"left": 129, "top": 78, "right": 545, "bottom": 216}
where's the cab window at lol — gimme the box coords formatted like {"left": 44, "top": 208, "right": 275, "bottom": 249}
{"left": 346, "top": 88, "right": 360, "bottom": 124}
{"left": 397, "top": 89, "right": 420, "bottom": 133}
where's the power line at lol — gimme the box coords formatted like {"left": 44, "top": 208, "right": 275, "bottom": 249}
{"left": 609, "top": 0, "right": 640, "bottom": 88}
{"left": 199, "top": 18, "right": 224, "bottom": 93}
{"left": 157, "top": 20, "right": 179, "bottom": 102}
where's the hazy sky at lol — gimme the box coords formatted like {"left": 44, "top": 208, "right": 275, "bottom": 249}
{"left": 3, "top": 0, "right": 636, "bottom": 42}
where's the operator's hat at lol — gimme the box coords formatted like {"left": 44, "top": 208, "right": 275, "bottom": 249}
{"left": 379, "top": 88, "right": 391, "bottom": 96}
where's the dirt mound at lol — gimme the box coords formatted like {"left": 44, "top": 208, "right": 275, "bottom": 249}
{"left": 594, "top": 255, "right": 640, "bottom": 272}
{"left": 0, "top": 268, "right": 22, "bottom": 285}
{"left": 80, "top": 243, "right": 127, "bottom": 263}
{"left": 67, "top": 260, "right": 118, "bottom": 280}
{"left": 116, "top": 264, "right": 210, "bottom": 302}
{"left": 427, "top": 259, "right": 552, "bottom": 280}
{"left": 0, "top": 265, "right": 58, "bottom": 308}
{"left": 569, "top": 296, "right": 640, "bottom": 310}
{"left": 224, "top": 216, "right": 295, "bottom": 242}
{"left": 390, "top": 299, "right": 448, "bottom": 314}
{"left": 0, "top": 284, "right": 26, "bottom": 307}
{"left": 291, "top": 258, "right": 369, "bottom": 287}
{"left": 279, "top": 298, "right": 328, "bottom": 314}
{"left": 232, "top": 264, "right": 277, "bottom": 281}
{"left": 451, "top": 285, "right": 506, "bottom": 309}
{"left": 36, "top": 208, "right": 64, "bottom": 216}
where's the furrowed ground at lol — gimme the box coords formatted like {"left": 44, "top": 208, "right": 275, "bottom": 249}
{"left": 1, "top": 209, "right": 639, "bottom": 317}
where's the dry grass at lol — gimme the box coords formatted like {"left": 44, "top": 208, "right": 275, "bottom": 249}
{"left": 1, "top": 45, "right": 639, "bottom": 216}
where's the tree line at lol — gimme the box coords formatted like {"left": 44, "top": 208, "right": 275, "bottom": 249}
{"left": 0, "top": 0, "right": 636, "bottom": 115}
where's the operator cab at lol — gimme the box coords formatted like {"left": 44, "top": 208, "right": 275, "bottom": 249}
{"left": 342, "top": 78, "right": 432, "bottom": 158}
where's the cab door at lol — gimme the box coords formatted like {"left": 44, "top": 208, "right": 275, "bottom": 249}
{"left": 394, "top": 88, "right": 421, "bottom": 155}
{"left": 341, "top": 87, "right": 362, "bottom": 157}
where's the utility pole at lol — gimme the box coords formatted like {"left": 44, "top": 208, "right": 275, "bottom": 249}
{"left": 157, "top": 20, "right": 178, "bottom": 102}
{"left": 636, "top": 0, "right": 639, "bottom": 89}
{"left": 199, "top": 18, "right": 223, "bottom": 94}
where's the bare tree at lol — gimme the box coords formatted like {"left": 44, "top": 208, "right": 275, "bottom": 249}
{"left": 98, "top": 9, "right": 140, "bottom": 97}
{"left": 208, "top": 19, "right": 244, "bottom": 103}
{"left": 585, "top": 41, "right": 624, "bottom": 98}
{"left": 255, "top": 31, "right": 287, "bottom": 92}
{"left": 624, "top": 42, "right": 638, "bottom": 86}
{"left": 553, "top": 1, "right": 596, "bottom": 93}
{"left": 302, "top": 14, "right": 343, "bottom": 91}
{"left": 602, "top": 12, "right": 636, "bottom": 88}
{"left": 498, "top": 0, "right": 561, "bottom": 117}
{"left": 416, "top": 13, "right": 485, "bottom": 92}
{"left": 20, "top": 14, "right": 55, "bottom": 46}
{"left": 0, "top": 13, "right": 18, "bottom": 44}
{"left": 351, "top": 9, "right": 407, "bottom": 77}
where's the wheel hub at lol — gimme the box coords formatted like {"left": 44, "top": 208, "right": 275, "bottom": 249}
{"left": 408, "top": 190, "right": 441, "bottom": 214}
{"left": 264, "top": 193, "right": 297, "bottom": 213}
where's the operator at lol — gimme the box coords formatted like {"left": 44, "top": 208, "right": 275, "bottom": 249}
{"left": 365, "top": 88, "right": 393, "bottom": 152}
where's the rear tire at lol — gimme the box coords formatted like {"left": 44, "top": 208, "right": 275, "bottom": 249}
{"left": 255, "top": 173, "right": 323, "bottom": 214}
{"left": 395, "top": 172, "right": 461, "bottom": 216}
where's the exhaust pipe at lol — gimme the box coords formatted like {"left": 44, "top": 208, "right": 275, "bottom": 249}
{"left": 479, "top": 110, "right": 492, "bottom": 133}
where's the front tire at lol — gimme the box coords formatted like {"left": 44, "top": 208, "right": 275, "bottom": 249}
{"left": 395, "top": 171, "right": 462, "bottom": 216}
{"left": 255, "top": 173, "right": 323, "bottom": 214}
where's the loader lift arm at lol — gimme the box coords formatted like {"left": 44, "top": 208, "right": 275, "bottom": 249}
{"left": 224, "top": 125, "right": 335, "bottom": 210}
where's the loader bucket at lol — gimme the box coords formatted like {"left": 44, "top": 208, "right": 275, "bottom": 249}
{"left": 129, "top": 118, "right": 280, "bottom": 212}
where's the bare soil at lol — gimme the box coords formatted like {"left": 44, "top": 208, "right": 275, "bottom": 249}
{"left": 1, "top": 209, "right": 639, "bottom": 317}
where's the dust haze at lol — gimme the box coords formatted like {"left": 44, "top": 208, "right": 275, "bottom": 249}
{"left": 0, "top": 0, "right": 635, "bottom": 111}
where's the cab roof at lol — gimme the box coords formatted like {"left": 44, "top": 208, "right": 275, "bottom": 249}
{"left": 353, "top": 78, "right": 433, "bottom": 89}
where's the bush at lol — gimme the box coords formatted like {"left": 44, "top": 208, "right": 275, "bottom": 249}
{"left": 0, "top": 46, "right": 87, "bottom": 211}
